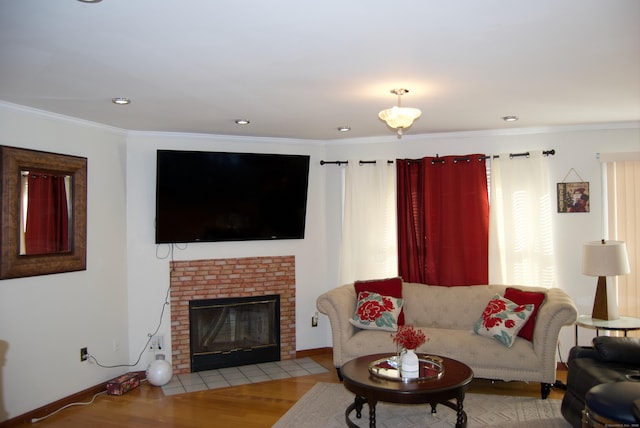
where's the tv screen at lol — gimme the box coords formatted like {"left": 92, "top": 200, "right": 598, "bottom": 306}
{"left": 155, "top": 150, "right": 310, "bottom": 243}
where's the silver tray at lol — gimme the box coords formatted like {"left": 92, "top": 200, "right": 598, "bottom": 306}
{"left": 368, "top": 355, "right": 445, "bottom": 383}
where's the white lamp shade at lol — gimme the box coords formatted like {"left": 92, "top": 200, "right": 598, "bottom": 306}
{"left": 582, "top": 240, "right": 630, "bottom": 277}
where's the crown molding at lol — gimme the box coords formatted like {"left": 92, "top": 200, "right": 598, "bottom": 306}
{"left": 125, "top": 130, "right": 325, "bottom": 146}
{"left": 325, "top": 121, "right": 640, "bottom": 146}
{"left": 2, "top": 100, "right": 637, "bottom": 145}
{"left": 0, "top": 101, "right": 128, "bottom": 135}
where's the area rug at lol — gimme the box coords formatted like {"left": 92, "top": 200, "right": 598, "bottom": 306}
{"left": 273, "top": 382, "right": 571, "bottom": 428}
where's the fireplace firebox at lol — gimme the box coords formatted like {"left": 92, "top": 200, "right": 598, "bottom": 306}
{"left": 189, "top": 294, "right": 280, "bottom": 372}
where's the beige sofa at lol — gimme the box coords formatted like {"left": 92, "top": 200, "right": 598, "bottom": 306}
{"left": 316, "top": 282, "right": 578, "bottom": 398}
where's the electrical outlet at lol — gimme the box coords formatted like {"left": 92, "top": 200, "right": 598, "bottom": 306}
{"left": 80, "top": 347, "right": 89, "bottom": 362}
{"left": 311, "top": 312, "right": 318, "bottom": 327}
{"left": 150, "top": 335, "right": 164, "bottom": 351}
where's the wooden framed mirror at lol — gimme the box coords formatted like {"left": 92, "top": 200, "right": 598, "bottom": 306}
{"left": 0, "top": 146, "right": 87, "bottom": 279}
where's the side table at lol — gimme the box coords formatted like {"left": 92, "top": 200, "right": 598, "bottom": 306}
{"left": 575, "top": 315, "right": 640, "bottom": 345}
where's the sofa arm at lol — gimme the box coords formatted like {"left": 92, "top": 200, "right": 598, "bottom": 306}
{"left": 532, "top": 287, "right": 578, "bottom": 348}
{"left": 530, "top": 287, "right": 578, "bottom": 381}
{"left": 316, "top": 284, "right": 357, "bottom": 367}
{"left": 593, "top": 336, "right": 640, "bottom": 365}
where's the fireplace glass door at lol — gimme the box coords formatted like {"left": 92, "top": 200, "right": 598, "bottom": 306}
{"left": 189, "top": 294, "right": 280, "bottom": 371}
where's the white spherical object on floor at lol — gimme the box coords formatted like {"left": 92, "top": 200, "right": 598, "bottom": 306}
{"left": 146, "top": 354, "right": 173, "bottom": 386}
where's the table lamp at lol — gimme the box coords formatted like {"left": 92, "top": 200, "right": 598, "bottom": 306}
{"left": 582, "top": 239, "right": 630, "bottom": 320}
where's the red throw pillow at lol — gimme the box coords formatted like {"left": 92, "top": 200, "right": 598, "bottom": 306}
{"left": 503, "top": 287, "right": 546, "bottom": 341}
{"left": 354, "top": 277, "right": 404, "bottom": 326}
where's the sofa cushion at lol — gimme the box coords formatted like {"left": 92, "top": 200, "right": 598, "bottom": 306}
{"left": 402, "top": 283, "right": 502, "bottom": 329}
{"left": 504, "top": 287, "right": 546, "bottom": 341}
{"left": 342, "top": 327, "right": 539, "bottom": 375}
{"left": 349, "top": 291, "right": 403, "bottom": 331}
{"left": 593, "top": 336, "right": 640, "bottom": 365}
{"left": 355, "top": 277, "right": 405, "bottom": 325}
{"left": 473, "top": 294, "right": 534, "bottom": 347}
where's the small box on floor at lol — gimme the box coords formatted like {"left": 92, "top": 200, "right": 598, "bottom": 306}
{"left": 106, "top": 373, "right": 140, "bottom": 395}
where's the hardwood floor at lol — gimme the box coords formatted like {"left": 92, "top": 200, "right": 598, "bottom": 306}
{"left": 9, "top": 351, "right": 567, "bottom": 428}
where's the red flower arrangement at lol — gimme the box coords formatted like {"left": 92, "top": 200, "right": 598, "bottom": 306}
{"left": 391, "top": 325, "right": 427, "bottom": 350}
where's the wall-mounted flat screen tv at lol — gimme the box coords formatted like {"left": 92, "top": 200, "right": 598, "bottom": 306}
{"left": 155, "top": 150, "right": 310, "bottom": 244}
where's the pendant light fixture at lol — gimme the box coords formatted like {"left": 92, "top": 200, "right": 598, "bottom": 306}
{"left": 378, "top": 88, "right": 422, "bottom": 138}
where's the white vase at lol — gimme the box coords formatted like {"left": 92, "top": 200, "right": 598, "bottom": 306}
{"left": 400, "top": 348, "right": 419, "bottom": 378}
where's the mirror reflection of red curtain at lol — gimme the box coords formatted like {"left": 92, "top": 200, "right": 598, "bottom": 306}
{"left": 397, "top": 155, "right": 489, "bottom": 286}
{"left": 25, "top": 172, "right": 69, "bottom": 254}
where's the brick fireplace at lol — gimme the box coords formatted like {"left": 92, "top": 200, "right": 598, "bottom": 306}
{"left": 170, "top": 256, "right": 296, "bottom": 374}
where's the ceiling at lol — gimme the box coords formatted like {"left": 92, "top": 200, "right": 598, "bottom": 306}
{"left": 1, "top": 0, "right": 639, "bottom": 141}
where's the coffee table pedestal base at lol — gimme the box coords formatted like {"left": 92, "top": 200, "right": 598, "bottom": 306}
{"left": 345, "top": 395, "right": 468, "bottom": 428}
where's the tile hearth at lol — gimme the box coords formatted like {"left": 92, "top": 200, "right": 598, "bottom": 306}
{"left": 161, "top": 357, "right": 328, "bottom": 396}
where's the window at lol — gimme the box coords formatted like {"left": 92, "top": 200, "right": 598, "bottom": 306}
{"left": 602, "top": 154, "right": 640, "bottom": 324}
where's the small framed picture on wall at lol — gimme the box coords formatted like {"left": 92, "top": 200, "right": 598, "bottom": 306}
{"left": 557, "top": 182, "right": 590, "bottom": 213}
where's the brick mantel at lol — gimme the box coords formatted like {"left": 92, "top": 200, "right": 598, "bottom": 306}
{"left": 170, "top": 256, "right": 296, "bottom": 374}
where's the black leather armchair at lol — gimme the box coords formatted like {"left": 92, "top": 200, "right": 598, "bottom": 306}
{"left": 561, "top": 336, "right": 640, "bottom": 428}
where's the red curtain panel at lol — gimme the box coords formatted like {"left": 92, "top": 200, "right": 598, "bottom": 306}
{"left": 24, "top": 172, "right": 69, "bottom": 254}
{"left": 397, "top": 155, "right": 489, "bottom": 286}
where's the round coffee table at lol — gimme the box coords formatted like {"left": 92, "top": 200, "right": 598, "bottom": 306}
{"left": 341, "top": 353, "right": 474, "bottom": 428}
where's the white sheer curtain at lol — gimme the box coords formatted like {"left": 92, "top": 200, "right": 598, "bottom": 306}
{"left": 488, "top": 151, "right": 555, "bottom": 286}
{"left": 602, "top": 154, "right": 640, "bottom": 321}
{"left": 339, "top": 160, "right": 398, "bottom": 284}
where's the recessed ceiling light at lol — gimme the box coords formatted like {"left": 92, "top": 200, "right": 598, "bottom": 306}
{"left": 112, "top": 97, "right": 131, "bottom": 105}
{"left": 235, "top": 119, "right": 250, "bottom": 125}
{"left": 77, "top": 0, "right": 102, "bottom": 3}
{"left": 337, "top": 126, "right": 351, "bottom": 132}
{"left": 502, "top": 115, "right": 519, "bottom": 122}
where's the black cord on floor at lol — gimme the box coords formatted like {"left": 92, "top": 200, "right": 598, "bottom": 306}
{"left": 553, "top": 380, "right": 567, "bottom": 390}
{"left": 557, "top": 341, "right": 569, "bottom": 370}
{"left": 554, "top": 342, "right": 568, "bottom": 390}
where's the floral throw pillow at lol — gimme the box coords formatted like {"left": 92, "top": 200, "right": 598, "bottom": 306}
{"left": 354, "top": 277, "right": 405, "bottom": 325}
{"left": 473, "top": 294, "right": 534, "bottom": 347}
{"left": 349, "top": 291, "right": 403, "bottom": 332}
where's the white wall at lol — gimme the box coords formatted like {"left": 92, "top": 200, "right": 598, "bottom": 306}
{"left": 0, "top": 103, "right": 128, "bottom": 420}
{"left": 322, "top": 124, "right": 640, "bottom": 360}
{"left": 124, "top": 133, "right": 330, "bottom": 372}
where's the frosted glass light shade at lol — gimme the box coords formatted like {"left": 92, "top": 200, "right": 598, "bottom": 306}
{"left": 378, "top": 106, "right": 422, "bottom": 129}
{"left": 582, "top": 240, "right": 630, "bottom": 276}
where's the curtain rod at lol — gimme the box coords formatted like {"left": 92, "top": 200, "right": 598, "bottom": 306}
{"left": 319, "top": 149, "right": 555, "bottom": 165}
{"left": 319, "top": 160, "right": 394, "bottom": 165}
